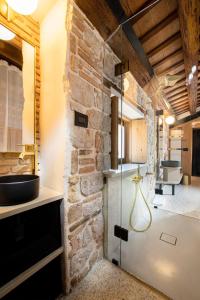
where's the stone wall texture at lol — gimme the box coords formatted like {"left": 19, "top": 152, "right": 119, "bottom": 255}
{"left": 65, "top": 1, "right": 114, "bottom": 291}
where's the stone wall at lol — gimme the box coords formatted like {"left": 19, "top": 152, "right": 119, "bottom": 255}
{"left": 65, "top": 0, "right": 113, "bottom": 290}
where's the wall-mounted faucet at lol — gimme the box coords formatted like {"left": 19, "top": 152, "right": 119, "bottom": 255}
{"left": 18, "top": 144, "right": 38, "bottom": 175}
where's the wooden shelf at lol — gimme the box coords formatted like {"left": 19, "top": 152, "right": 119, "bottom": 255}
{"left": 0, "top": 246, "right": 64, "bottom": 299}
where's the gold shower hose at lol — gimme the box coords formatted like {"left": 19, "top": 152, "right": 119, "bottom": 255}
{"left": 129, "top": 167, "right": 152, "bottom": 232}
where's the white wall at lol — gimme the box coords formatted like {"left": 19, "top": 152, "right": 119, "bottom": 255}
{"left": 40, "top": 0, "right": 67, "bottom": 192}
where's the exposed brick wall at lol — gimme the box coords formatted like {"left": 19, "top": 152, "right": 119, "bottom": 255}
{"left": 65, "top": 0, "right": 116, "bottom": 290}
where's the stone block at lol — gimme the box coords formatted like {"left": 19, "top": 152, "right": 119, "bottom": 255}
{"left": 79, "top": 158, "right": 95, "bottom": 165}
{"left": 79, "top": 165, "right": 95, "bottom": 174}
{"left": 103, "top": 93, "right": 111, "bottom": 115}
{"left": 68, "top": 204, "right": 83, "bottom": 224}
{"left": 103, "top": 133, "right": 111, "bottom": 154}
{"left": 79, "top": 149, "right": 93, "bottom": 156}
{"left": 88, "top": 109, "right": 103, "bottom": 130}
{"left": 71, "top": 150, "right": 78, "bottom": 174}
{"left": 102, "top": 115, "right": 111, "bottom": 132}
{"left": 68, "top": 175, "right": 79, "bottom": 185}
{"left": 71, "top": 127, "right": 94, "bottom": 149}
{"left": 80, "top": 173, "right": 103, "bottom": 196}
{"left": 103, "top": 154, "right": 111, "bottom": 171}
{"left": 70, "top": 73, "right": 94, "bottom": 107}
{"left": 70, "top": 242, "right": 93, "bottom": 277}
{"left": 68, "top": 182, "right": 81, "bottom": 203}
{"left": 82, "top": 196, "right": 102, "bottom": 218}
{"left": 95, "top": 131, "right": 104, "bottom": 153}
{"left": 96, "top": 153, "right": 103, "bottom": 171}
{"left": 94, "top": 89, "right": 103, "bottom": 111}
{"left": 92, "top": 213, "right": 104, "bottom": 246}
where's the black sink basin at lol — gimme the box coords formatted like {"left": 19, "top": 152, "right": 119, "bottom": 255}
{"left": 0, "top": 175, "right": 39, "bottom": 206}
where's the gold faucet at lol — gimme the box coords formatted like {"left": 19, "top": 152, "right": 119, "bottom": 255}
{"left": 18, "top": 144, "right": 38, "bottom": 175}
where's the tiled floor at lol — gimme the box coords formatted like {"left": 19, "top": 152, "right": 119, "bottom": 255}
{"left": 62, "top": 259, "right": 167, "bottom": 300}
{"left": 153, "top": 176, "right": 200, "bottom": 220}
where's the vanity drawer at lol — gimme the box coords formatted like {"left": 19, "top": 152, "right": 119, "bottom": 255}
{"left": 0, "top": 201, "right": 62, "bottom": 287}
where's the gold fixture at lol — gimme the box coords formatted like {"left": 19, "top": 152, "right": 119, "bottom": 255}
{"left": 18, "top": 144, "right": 38, "bottom": 175}
{"left": 129, "top": 165, "right": 152, "bottom": 232}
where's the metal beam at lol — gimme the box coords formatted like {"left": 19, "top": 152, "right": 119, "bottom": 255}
{"left": 105, "top": 0, "right": 154, "bottom": 77}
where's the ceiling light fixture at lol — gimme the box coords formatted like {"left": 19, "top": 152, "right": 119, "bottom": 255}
{"left": 188, "top": 73, "right": 193, "bottom": 81}
{"left": 191, "top": 65, "right": 197, "bottom": 74}
{"left": 6, "top": 0, "right": 38, "bottom": 15}
{"left": 165, "top": 115, "right": 175, "bottom": 125}
{"left": 0, "top": 24, "right": 15, "bottom": 40}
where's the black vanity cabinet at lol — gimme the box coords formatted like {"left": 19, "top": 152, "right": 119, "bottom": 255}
{"left": 0, "top": 200, "right": 63, "bottom": 300}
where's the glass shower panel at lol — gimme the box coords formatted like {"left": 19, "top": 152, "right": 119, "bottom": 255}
{"left": 119, "top": 36, "right": 156, "bottom": 283}
{"left": 103, "top": 25, "right": 124, "bottom": 266}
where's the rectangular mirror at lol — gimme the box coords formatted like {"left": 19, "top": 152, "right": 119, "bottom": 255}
{"left": 0, "top": 24, "right": 35, "bottom": 152}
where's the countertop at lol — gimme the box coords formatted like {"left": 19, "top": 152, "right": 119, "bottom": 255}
{"left": 0, "top": 186, "right": 63, "bottom": 220}
{"left": 103, "top": 163, "right": 147, "bottom": 178}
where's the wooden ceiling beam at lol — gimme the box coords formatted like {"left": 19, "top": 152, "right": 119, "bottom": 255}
{"left": 176, "top": 108, "right": 190, "bottom": 115}
{"left": 157, "top": 60, "right": 184, "bottom": 76}
{"left": 152, "top": 48, "right": 182, "bottom": 69}
{"left": 129, "top": 0, "right": 161, "bottom": 25}
{"left": 166, "top": 86, "right": 187, "bottom": 97}
{"left": 172, "top": 101, "right": 189, "bottom": 109}
{"left": 106, "top": 0, "right": 154, "bottom": 77}
{"left": 168, "top": 91, "right": 188, "bottom": 101}
{"left": 74, "top": 0, "right": 152, "bottom": 87}
{"left": 173, "top": 104, "right": 189, "bottom": 111}
{"left": 140, "top": 10, "right": 178, "bottom": 44}
{"left": 178, "top": 0, "right": 199, "bottom": 113}
{"left": 169, "top": 97, "right": 188, "bottom": 104}
{"left": 147, "top": 32, "right": 181, "bottom": 58}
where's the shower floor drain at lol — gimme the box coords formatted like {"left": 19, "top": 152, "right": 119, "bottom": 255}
{"left": 160, "top": 232, "right": 177, "bottom": 246}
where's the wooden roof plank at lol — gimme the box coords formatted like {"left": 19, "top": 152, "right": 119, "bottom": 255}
{"left": 152, "top": 48, "right": 182, "bottom": 69}
{"left": 178, "top": 0, "right": 199, "bottom": 113}
{"left": 140, "top": 10, "right": 178, "bottom": 43}
{"left": 147, "top": 32, "right": 181, "bottom": 58}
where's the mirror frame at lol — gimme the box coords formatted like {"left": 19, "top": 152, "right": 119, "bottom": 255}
{"left": 0, "top": 15, "right": 39, "bottom": 152}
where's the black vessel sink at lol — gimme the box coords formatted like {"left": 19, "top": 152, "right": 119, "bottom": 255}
{"left": 0, "top": 175, "right": 39, "bottom": 206}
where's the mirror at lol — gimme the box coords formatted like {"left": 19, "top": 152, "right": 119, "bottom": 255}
{"left": 0, "top": 25, "right": 35, "bottom": 152}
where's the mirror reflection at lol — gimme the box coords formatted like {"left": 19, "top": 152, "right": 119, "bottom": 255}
{"left": 0, "top": 25, "right": 35, "bottom": 152}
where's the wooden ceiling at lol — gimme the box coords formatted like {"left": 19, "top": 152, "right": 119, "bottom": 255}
{"left": 75, "top": 0, "right": 199, "bottom": 117}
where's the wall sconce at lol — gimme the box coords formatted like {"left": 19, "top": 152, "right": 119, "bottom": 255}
{"left": 6, "top": 0, "right": 38, "bottom": 15}
{"left": 165, "top": 115, "right": 175, "bottom": 125}
{"left": 0, "top": 24, "right": 15, "bottom": 40}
